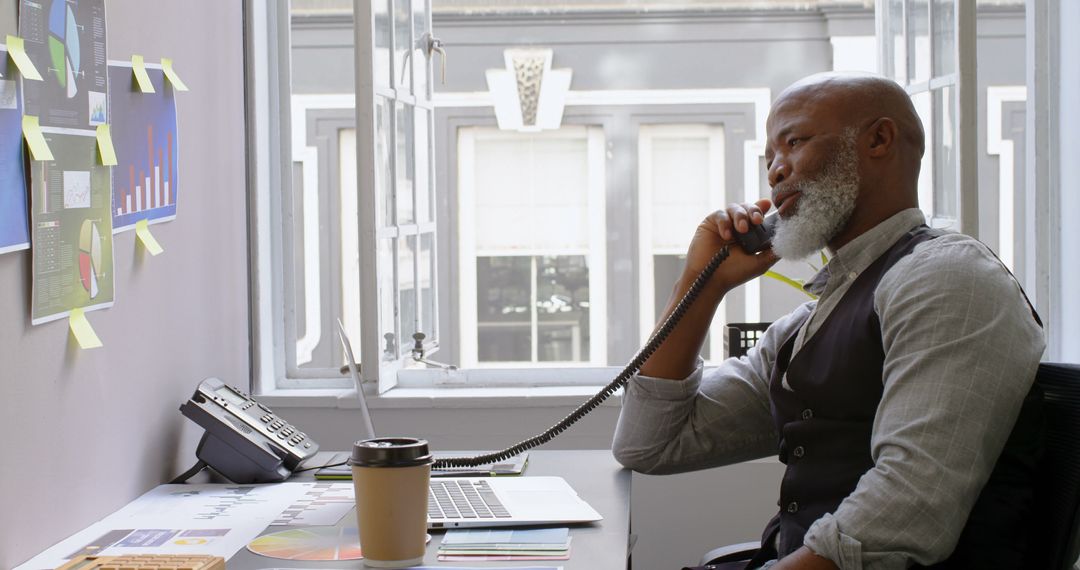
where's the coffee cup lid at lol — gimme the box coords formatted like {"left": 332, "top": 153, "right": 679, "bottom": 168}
{"left": 350, "top": 437, "right": 433, "bottom": 468}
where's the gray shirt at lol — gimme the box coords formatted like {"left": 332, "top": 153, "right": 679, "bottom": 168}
{"left": 612, "top": 208, "right": 1045, "bottom": 569}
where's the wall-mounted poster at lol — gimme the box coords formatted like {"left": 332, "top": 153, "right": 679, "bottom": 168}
{"left": 18, "top": 0, "right": 108, "bottom": 129}
{"left": 108, "top": 62, "right": 179, "bottom": 232}
{"left": 30, "top": 130, "right": 114, "bottom": 324}
{"left": 0, "top": 45, "right": 30, "bottom": 254}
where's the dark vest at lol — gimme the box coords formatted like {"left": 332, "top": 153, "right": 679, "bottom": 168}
{"left": 748, "top": 226, "right": 1043, "bottom": 569}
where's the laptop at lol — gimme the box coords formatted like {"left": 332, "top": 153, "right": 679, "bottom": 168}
{"left": 334, "top": 322, "right": 604, "bottom": 530}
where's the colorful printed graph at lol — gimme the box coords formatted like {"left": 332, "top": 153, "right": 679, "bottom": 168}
{"left": 109, "top": 64, "right": 180, "bottom": 232}
{"left": 47, "top": 0, "right": 81, "bottom": 98}
{"left": 247, "top": 527, "right": 363, "bottom": 561}
{"left": 78, "top": 219, "right": 102, "bottom": 298}
{"left": 117, "top": 124, "right": 174, "bottom": 217}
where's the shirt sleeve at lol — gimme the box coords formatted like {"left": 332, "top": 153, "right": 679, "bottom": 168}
{"left": 803, "top": 236, "right": 1045, "bottom": 569}
{"left": 611, "top": 302, "right": 814, "bottom": 475}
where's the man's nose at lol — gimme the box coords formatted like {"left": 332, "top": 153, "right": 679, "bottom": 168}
{"left": 768, "top": 159, "right": 790, "bottom": 187}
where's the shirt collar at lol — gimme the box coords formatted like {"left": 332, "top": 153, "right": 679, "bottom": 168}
{"left": 803, "top": 208, "right": 926, "bottom": 295}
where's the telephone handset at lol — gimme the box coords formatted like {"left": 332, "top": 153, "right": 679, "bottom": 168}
{"left": 434, "top": 214, "right": 780, "bottom": 469}
{"left": 175, "top": 378, "right": 320, "bottom": 483}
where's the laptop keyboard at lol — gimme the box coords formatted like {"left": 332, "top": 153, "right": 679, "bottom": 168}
{"left": 428, "top": 479, "right": 511, "bottom": 520}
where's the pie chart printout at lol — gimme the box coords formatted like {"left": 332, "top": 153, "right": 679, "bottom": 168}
{"left": 78, "top": 219, "right": 102, "bottom": 298}
{"left": 48, "top": 0, "right": 81, "bottom": 98}
{"left": 247, "top": 527, "right": 363, "bottom": 561}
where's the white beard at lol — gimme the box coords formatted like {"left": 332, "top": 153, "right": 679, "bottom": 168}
{"left": 770, "top": 134, "right": 861, "bottom": 261}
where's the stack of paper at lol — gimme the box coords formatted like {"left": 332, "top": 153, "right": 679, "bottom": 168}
{"left": 437, "top": 528, "right": 571, "bottom": 562}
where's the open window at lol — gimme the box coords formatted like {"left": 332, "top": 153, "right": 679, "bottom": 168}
{"left": 877, "top": 0, "right": 977, "bottom": 235}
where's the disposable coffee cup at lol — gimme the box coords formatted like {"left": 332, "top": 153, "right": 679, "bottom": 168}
{"left": 350, "top": 437, "right": 433, "bottom": 568}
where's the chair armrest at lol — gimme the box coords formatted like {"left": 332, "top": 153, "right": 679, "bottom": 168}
{"left": 700, "top": 540, "right": 761, "bottom": 566}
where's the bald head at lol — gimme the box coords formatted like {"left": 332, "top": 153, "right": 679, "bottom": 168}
{"left": 773, "top": 72, "right": 925, "bottom": 161}
{"left": 764, "top": 72, "right": 927, "bottom": 251}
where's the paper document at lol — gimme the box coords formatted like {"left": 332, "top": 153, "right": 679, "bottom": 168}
{"left": 14, "top": 483, "right": 340, "bottom": 570}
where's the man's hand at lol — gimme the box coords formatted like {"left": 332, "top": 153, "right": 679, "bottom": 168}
{"left": 770, "top": 546, "right": 840, "bottom": 570}
{"left": 684, "top": 198, "right": 780, "bottom": 296}
{"left": 638, "top": 199, "right": 780, "bottom": 380}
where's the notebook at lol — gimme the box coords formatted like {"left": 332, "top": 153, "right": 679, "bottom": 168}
{"left": 332, "top": 323, "right": 603, "bottom": 529}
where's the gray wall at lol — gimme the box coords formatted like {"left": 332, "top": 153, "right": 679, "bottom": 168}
{"left": 0, "top": 1, "right": 248, "bottom": 567}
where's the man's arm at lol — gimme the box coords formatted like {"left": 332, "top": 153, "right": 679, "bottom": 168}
{"left": 612, "top": 301, "right": 812, "bottom": 474}
{"left": 801, "top": 236, "right": 1045, "bottom": 568}
{"left": 772, "top": 547, "right": 840, "bottom": 570}
{"left": 612, "top": 199, "right": 789, "bottom": 474}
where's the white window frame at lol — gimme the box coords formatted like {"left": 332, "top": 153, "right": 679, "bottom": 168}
{"left": 877, "top": 0, "right": 978, "bottom": 236}
{"left": 637, "top": 124, "right": 727, "bottom": 362}
{"left": 248, "top": 0, "right": 440, "bottom": 395}
{"left": 456, "top": 125, "right": 608, "bottom": 369}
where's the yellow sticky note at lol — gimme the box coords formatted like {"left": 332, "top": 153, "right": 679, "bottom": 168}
{"left": 160, "top": 57, "right": 189, "bottom": 91}
{"left": 69, "top": 308, "right": 103, "bottom": 349}
{"left": 5, "top": 35, "right": 43, "bottom": 81}
{"left": 131, "top": 54, "right": 155, "bottom": 93}
{"left": 96, "top": 124, "right": 118, "bottom": 166}
{"left": 135, "top": 219, "right": 164, "bottom": 256}
{"left": 22, "top": 115, "right": 54, "bottom": 161}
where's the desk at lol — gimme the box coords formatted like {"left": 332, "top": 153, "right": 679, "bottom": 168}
{"left": 201, "top": 449, "right": 631, "bottom": 569}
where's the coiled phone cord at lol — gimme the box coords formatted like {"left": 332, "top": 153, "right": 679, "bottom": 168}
{"left": 433, "top": 245, "right": 732, "bottom": 469}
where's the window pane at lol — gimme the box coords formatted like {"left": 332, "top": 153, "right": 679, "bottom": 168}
{"left": 911, "top": 91, "right": 934, "bottom": 219}
{"left": 415, "top": 106, "right": 432, "bottom": 223}
{"left": 907, "top": 0, "right": 930, "bottom": 84}
{"left": 536, "top": 255, "right": 590, "bottom": 362}
{"left": 376, "top": 98, "right": 394, "bottom": 227}
{"left": 411, "top": 0, "right": 429, "bottom": 102}
{"left": 420, "top": 233, "right": 435, "bottom": 339}
{"left": 477, "top": 256, "right": 532, "bottom": 362}
{"left": 654, "top": 255, "right": 710, "bottom": 361}
{"left": 650, "top": 135, "right": 711, "bottom": 249}
{"left": 373, "top": 0, "right": 392, "bottom": 90}
{"left": 932, "top": 0, "right": 955, "bottom": 76}
{"left": 393, "top": 0, "right": 412, "bottom": 93}
{"left": 395, "top": 102, "right": 415, "bottom": 224}
{"left": 339, "top": 128, "right": 362, "bottom": 357}
{"left": 933, "top": 86, "right": 957, "bottom": 220}
{"left": 378, "top": 238, "right": 399, "bottom": 362}
{"left": 473, "top": 132, "right": 589, "bottom": 251}
{"left": 400, "top": 234, "right": 418, "bottom": 346}
{"left": 887, "top": 0, "right": 906, "bottom": 83}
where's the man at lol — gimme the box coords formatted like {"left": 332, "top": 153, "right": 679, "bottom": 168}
{"left": 612, "top": 72, "right": 1045, "bottom": 570}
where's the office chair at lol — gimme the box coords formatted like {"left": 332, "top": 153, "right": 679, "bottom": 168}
{"left": 699, "top": 362, "right": 1080, "bottom": 570}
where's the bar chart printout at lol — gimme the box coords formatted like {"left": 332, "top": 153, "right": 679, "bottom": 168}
{"left": 108, "top": 63, "right": 179, "bottom": 232}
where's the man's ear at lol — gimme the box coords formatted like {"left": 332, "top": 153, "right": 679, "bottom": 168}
{"left": 866, "top": 117, "right": 897, "bottom": 158}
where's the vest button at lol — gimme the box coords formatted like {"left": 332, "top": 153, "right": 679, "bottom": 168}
{"left": 787, "top": 501, "right": 799, "bottom": 513}
{"left": 801, "top": 409, "right": 813, "bottom": 420}
{"left": 792, "top": 446, "right": 805, "bottom": 458}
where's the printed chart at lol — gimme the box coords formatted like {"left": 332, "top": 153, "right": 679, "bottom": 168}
{"left": 30, "top": 131, "right": 114, "bottom": 324}
{"left": 271, "top": 483, "right": 354, "bottom": 526}
{"left": 0, "top": 46, "right": 29, "bottom": 254}
{"left": 13, "top": 483, "right": 317, "bottom": 569}
{"left": 247, "top": 527, "right": 363, "bottom": 561}
{"left": 19, "top": 0, "right": 109, "bottom": 129}
{"left": 107, "top": 62, "right": 179, "bottom": 231}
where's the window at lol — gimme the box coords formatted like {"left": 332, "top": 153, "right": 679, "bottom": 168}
{"left": 637, "top": 124, "right": 726, "bottom": 362}
{"left": 877, "top": 0, "right": 976, "bottom": 234}
{"left": 457, "top": 126, "right": 607, "bottom": 368}
{"left": 253, "top": 3, "right": 1052, "bottom": 395}
{"left": 249, "top": 0, "right": 438, "bottom": 393}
